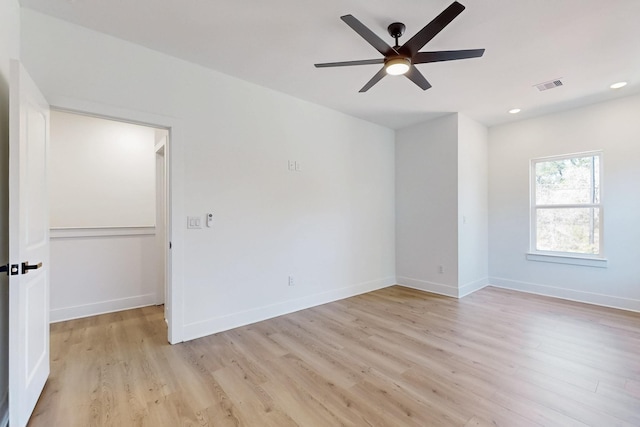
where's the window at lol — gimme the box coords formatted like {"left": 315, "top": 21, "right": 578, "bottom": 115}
{"left": 530, "top": 152, "right": 603, "bottom": 259}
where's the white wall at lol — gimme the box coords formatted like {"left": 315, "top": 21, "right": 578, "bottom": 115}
{"left": 20, "top": 9, "right": 396, "bottom": 340}
{"left": 489, "top": 94, "right": 640, "bottom": 311}
{"left": 0, "top": 0, "right": 20, "bottom": 421}
{"left": 395, "top": 114, "right": 460, "bottom": 295}
{"left": 48, "top": 111, "right": 160, "bottom": 322}
{"left": 457, "top": 114, "right": 489, "bottom": 296}
{"left": 396, "top": 113, "right": 490, "bottom": 297}
{"left": 49, "top": 229, "right": 159, "bottom": 321}
{"left": 50, "top": 110, "right": 156, "bottom": 228}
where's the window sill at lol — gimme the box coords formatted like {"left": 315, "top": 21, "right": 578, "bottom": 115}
{"left": 526, "top": 253, "right": 608, "bottom": 268}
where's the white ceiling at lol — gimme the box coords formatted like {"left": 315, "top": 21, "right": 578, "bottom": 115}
{"left": 19, "top": 0, "right": 640, "bottom": 129}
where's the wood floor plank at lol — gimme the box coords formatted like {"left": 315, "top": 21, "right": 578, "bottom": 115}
{"left": 29, "top": 286, "right": 640, "bottom": 426}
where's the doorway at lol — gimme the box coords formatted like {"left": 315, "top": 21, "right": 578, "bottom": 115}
{"left": 48, "top": 110, "right": 170, "bottom": 326}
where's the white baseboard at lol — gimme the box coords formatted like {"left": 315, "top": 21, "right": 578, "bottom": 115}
{"left": 489, "top": 277, "right": 640, "bottom": 313}
{"left": 50, "top": 293, "right": 158, "bottom": 323}
{"left": 396, "top": 276, "right": 489, "bottom": 298}
{"left": 181, "top": 277, "right": 396, "bottom": 342}
{"left": 395, "top": 276, "right": 459, "bottom": 298}
{"left": 459, "top": 277, "right": 490, "bottom": 297}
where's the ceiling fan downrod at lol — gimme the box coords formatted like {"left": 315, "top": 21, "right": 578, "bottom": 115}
{"left": 387, "top": 22, "right": 406, "bottom": 48}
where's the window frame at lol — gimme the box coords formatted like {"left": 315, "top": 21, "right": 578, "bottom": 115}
{"left": 529, "top": 151, "right": 605, "bottom": 263}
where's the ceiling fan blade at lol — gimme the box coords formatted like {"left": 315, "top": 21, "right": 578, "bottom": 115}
{"left": 413, "top": 49, "right": 485, "bottom": 64}
{"left": 341, "top": 15, "right": 398, "bottom": 57}
{"left": 359, "top": 67, "right": 387, "bottom": 92}
{"left": 405, "top": 65, "right": 432, "bottom": 90}
{"left": 399, "top": 1, "right": 465, "bottom": 56}
{"left": 315, "top": 58, "right": 385, "bottom": 68}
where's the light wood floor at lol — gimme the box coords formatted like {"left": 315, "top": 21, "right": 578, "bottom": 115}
{"left": 29, "top": 286, "right": 640, "bottom": 426}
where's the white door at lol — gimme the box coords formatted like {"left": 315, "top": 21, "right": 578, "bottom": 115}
{"left": 8, "top": 60, "right": 50, "bottom": 427}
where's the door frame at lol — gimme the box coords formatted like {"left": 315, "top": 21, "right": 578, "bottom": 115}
{"left": 48, "top": 98, "right": 185, "bottom": 343}
{"left": 154, "top": 138, "right": 167, "bottom": 309}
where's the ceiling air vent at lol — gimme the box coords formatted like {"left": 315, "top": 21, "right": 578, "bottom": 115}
{"left": 535, "top": 79, "right": 564, "bottom": 91}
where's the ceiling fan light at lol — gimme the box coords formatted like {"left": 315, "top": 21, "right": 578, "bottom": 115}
{"left": 385, "top": 57, "right": 410, "bottom": 75}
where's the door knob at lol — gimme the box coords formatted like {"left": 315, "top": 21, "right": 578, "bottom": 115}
{"left": 21, "top": 261, "right": 43, "bottom": 275}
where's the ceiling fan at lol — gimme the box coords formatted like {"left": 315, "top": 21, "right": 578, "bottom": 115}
{"left": 314, "top": 1, "right": 485, "bottom": 92}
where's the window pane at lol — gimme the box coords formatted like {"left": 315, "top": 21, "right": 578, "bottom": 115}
{"left": 536, "top": 207, "right": 600, "bottom": 254}
{"left": 535, "top": 156, "right": 599, "bottom": 205}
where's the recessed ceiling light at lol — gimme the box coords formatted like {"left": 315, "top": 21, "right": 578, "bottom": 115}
{"left": 508, "top": 108, "right": 521, "bottom": 114}
{"left": 610, "top": 81, "right": 627, "bottom": 89}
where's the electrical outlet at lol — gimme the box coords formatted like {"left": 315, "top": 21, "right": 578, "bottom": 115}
{"left": 288, "top": 275, "right": 295, "bottom": 286}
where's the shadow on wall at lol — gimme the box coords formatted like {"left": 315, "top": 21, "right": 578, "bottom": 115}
{"left": 1, "top": 67, "right": 11, "bottom": 420}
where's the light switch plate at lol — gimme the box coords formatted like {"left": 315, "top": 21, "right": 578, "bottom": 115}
{"left": 187, "top": 216, "right": 202, "bottom": 229}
